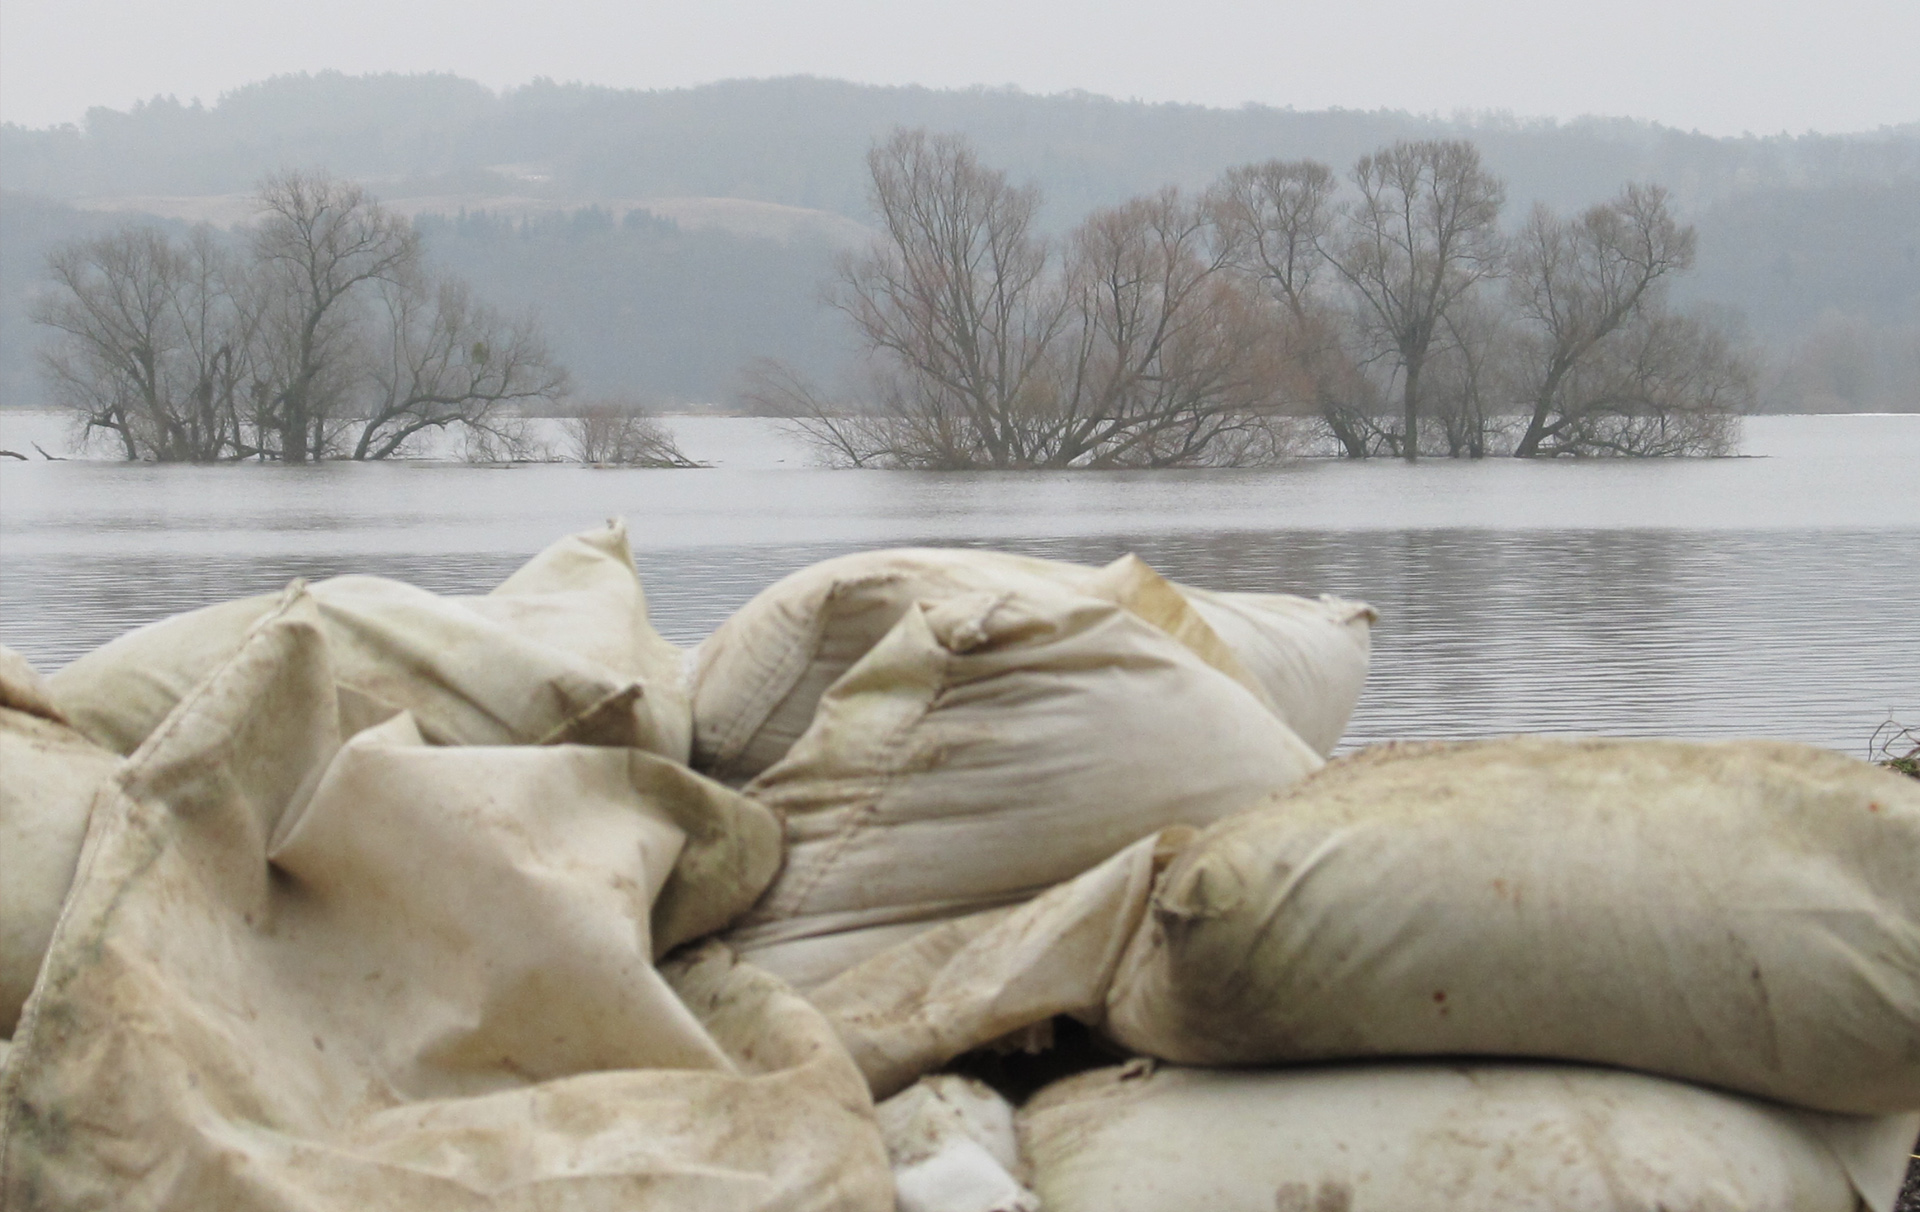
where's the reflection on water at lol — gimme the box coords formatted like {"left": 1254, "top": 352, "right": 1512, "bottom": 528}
{"left": 2, "top": 416, "right": 1916, "bottom": 755}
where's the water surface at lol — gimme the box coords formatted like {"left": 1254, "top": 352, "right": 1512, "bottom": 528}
{"left": 3, "top": 413, "right": 1915, "bottom": 754}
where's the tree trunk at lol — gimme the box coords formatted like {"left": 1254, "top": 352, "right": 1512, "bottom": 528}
{"left": 1401, "top": 356, "right": 1422, "bottom": 462}
{"left": 283, "top": 397, "right": 309, "bottom": 464}
{"left": 1514, "top": 397, "right": 1553, "bottom": 458}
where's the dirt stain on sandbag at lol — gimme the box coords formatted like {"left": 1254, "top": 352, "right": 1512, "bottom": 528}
{"left": 1273, "top": 1180, "right": 1353, "bottom": 1212}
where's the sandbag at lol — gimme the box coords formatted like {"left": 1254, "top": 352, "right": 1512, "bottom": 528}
{"left": 0, "top": 702, "right": 119, "bottom": 1037}
{"left": 48, "top": 592, "right": 279, "bottom": 752}
{"left": 1180, "top": 587, "right": 1375, "bottom": 756}
{"left": 689, "top": 548, "right": 1274, "bottom": 785}
{"left": 877, "top": 1075, "right": 1037, "bottom": 1212}
{"left": 2, "top": 598, "right": 861, "bottom": 1211}
{"left": 0, "top": 645, "right": 65, "bottom": 723}
{"left": 811, "top": 829, "right": 1185, "bottom": 1099}
{"left": 1018, "top": 1061, "right": 1920, "bottom": 1212}
{"left": 48, "top": 526, "right": 685, "bottom": 756}
{"left": 457, "top": 518, "right": 692, "bottom": 763}
{"left": 724, "top": 584, "right": 1322, "bottom": 987}
{"left": 1105, "top": 737, "right": 1920, "bottom": 1114}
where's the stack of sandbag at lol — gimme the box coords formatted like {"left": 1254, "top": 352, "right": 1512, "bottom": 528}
{"left": 1003, "top": 737, "right": 1920, "bottom": 1211}
{"left": 695, "top": 549, "right": 1344, "bottom": 987}
{"left": 2, "top": 526, "right": 895, "bottom": 1212}
{"left": 5, "top": 520, "right": 702, "bottom": 1038}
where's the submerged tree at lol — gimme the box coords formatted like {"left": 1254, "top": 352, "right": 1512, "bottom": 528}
{"left": 1211, "top": 158, "right": 1381, "bottom": 457}
{"left": 34, "top": 171, "right": 568, "bottom": 462}
{"left": 760, "top": 130, "right": 1298, "bottom": 468}
{"left": 251, "top": 172, "right": 419, "bottom": 464}
{"left": 1049, "top": 188, "right": 1291, "bottom": 467}
{"left": 1506, "top": 185, "right": 1745, "bottom": 456}
{"left": 1523, "top": 307, "right": 1753, "bottom": 456}
{"left": 354, "top": 275, "right": 569, "bottom": 459}
{"left": 1325, "top": 140, "right": 1506, "bottom": 461}
{"left": 1207, "top": 150, "right": 1753, "bottom": 458}
{"left": 831, "top": 129, "right": 1065, "bottom": 468}
{"left": 563, "top": 397, "right": 702, "bottom": 466}
{"left": 32, "top": 226, "right": 260, "bottom": 461}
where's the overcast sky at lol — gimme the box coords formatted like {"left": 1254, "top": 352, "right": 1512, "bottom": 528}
{"left": 2, "top": 0, "right": 1915, "bottom": 136}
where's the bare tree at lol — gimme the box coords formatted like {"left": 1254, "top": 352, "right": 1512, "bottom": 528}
{"left": 1526, "top": 308, "right": 1754, "bottom": 456}
{"left": 1424, "top": 294, "right": 1510, "bottom": 458}
{"left": 32, "top": 225, "right": 258, "bottom": 461}
{"left": 34, "top": 176, "right": 575, "bottom": 465}
{"left": 739, "top": 359, "right": 894, "bottom": 467}
{"left": 252, "top": 171, "right": 418, "bottom": 463}
{"left": 1047, "top": 188, "right": 1292, "bottom": 467}
{"left": 832, "top": 129, "right": 1066, "bottom": 468}
{"left": 563, "top": 397, "right": 702, "bottom": 466}
{"left": 1211, "top": 159, "right": 1381, "bottom": 457}
{"left": 1508, "top": 184, "right": 1703, "bottom": 456}
{"left": 759, "top": 132, "right": 1300, "bottom": 468}
{"left": 1326, "top": 140, "right": 1506, "bottom": 460}
{"left": 352, "top": 275, "right": 569, "bottom": 459}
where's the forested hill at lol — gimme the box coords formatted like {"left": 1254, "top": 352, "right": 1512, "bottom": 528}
{"left": 8, "top": 72, "right": 1919, "bottom": 221}
{"left": 3, "top": 73, "right": 1917, "bottom": 410}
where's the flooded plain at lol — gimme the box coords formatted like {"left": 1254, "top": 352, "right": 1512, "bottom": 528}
{"left": 2, "top": 412, "right": 1915, "bottom": 754}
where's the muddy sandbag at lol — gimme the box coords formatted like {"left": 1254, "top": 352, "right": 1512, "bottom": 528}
{"left": 0, "top": 701, "right": 119, "bottom": 1037}
{"left": 689, "top": 548, "right": 1272, "bottom": 785}
{"left": 48, "top": 535, "right": 683, "bottom": 757}
{"left": 1180, "top": 588, "right": 1375, "bottom": 756}
{"left": 812, "top": 830, "right": 1185, "bottom": 1099}
{"left": 456, "top": 518, "right": 692, "bottom": 763}
{"left": 1105, "top": 737, "right": 1920, "bottom": 1115}
{"left": 878, "top": 1075, "right": 1037, "bottom": 1212}
{"left": 1019, "top": 1061, "right": 1920, "bottom": 1212}
{"left": 724, "top": 585, "right": 1321, "bottom": 987}
{"left": 1, "top": 599, "right": 863, "bottom": 1211}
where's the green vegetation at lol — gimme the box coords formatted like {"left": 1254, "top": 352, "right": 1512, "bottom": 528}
{"left": 1872, "top": 721, "right": 1920, "bottom": 779}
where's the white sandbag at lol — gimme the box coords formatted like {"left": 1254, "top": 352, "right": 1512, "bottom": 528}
{"left": 724, "top": 585, "right": 1322, "bottom": 988}
{"left": 812, "top": 829, "right": 1186, "bottom": 1098}
{"left": 0, "top": 703, "right": 119, "bottom": 1037}
{"left": 1105, "top": 737, "right": 1920, "bottom": 1114}
{"left": 0, "top": 644, "right": 65, "bottom": 723}
{"left": 457, "top": 517, "right": 692, "bottom": 763}
{"left": 47, "top": 591, "right": 279, "bottom": 752}
{"left": 1180, "top": 587, "right": 1375, "bottom": 756}
{"left": 1, "top": 599, "right": 867, "bottom": 1211}
{"left": 48, "top": 536, "right": 682, "bottom": 756}
{"left": 1019, "top": 1061, "right": 1920, "bottom": 1212}
{"left": 690, "top": 548, "right": 1271, "bottom": 786}
{"left": 693, "top": 546, "right": 1378, "bottom": 785}
{"left": 877, "top": 1075, "right": 1037, "bottom": 1212}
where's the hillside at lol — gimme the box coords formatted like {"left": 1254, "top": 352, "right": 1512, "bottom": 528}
{"left": 3, "top": 73, "right": 1915, "bottom": 409}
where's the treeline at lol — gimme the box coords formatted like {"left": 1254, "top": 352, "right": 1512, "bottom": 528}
{"left": 754, "top": 132, "right": 1754, "bottom": 466}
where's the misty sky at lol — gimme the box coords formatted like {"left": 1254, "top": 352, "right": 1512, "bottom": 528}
{"left": 1, "top": 0, "right": 1916, "bottom": 136}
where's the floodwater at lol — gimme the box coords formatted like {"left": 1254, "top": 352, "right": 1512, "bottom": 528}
{"left": 2, "top": 412, "right": 1916, "bottom": 754}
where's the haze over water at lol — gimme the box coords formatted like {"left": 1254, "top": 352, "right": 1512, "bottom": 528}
{"left": 2, "top": 413, "right": 1915, "bottom": 755}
